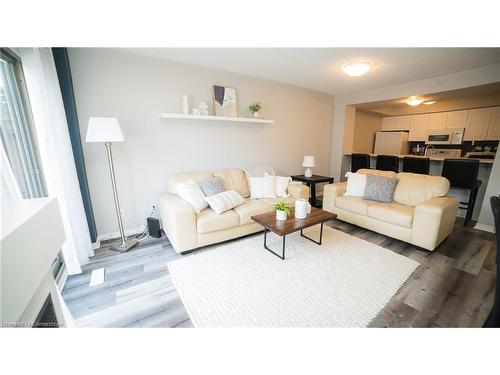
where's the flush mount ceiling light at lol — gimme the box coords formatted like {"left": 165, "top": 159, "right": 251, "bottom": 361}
{"left": 406, "top": 97, "right": 424, "bottom": 106}
{"left": 342, "top": 62, "right": 371, "bottom": 77}
{"left": 423, "top": 101, "right": 437, "bottom": 105}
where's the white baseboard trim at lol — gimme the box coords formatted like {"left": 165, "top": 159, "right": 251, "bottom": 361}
{"left": 473, "top": 223, "right": 496, "bottom": 233}
{"left": 96, "top": 225, "right": 146, "bottom": 242}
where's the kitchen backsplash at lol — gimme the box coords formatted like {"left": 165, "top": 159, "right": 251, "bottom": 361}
{"left": 408, "top": 140, "right": 499, "bottom": 156}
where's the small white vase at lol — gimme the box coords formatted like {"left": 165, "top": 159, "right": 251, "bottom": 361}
{"left": 295, "top": 199, "right": 308, "bottom": 219}
{"left": 252, "top": 111, "right": 259, "bottom": 118}
{"left": 182, "top": 94, "right": 189, "bottom": 115}
{"left": 276, "top": 210, "right": 288, "bottom": 221}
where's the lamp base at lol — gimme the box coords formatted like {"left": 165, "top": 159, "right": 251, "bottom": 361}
{"left": 110, "top": 238, "right": 139, "bottom": 253}
{"left": 304, "top": 168, "right": 313, "bottom": 178}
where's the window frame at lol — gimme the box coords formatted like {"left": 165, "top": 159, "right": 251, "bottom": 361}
{"left": 0, "top": 47, "right": 47, "bottom": 198}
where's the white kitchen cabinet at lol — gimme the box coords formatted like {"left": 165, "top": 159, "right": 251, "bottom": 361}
{"left": 427, "top": 112, "right": 448, "bottom": 130}
{"left": 395, "top": 115, "right": 411, "bottom": 131}
{"left": 486, "top": 106, "right": 500, "bottom": 140}
{"left": 381, "top": 117, "right": 397, "bottom": 131}
{"left": 446, "top": 110, "right": 468, "bottom": 129}
{"left": 464, "top": 107, "right": 493, "bottom": 141}
{"left": 409, "top": 114, "right": 429, "bottom": 141}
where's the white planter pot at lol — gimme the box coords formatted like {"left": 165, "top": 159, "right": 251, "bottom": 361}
{"left": 252, "top": 112, "right": 260, "bottom": 118}
{"left": 276, "top": 210, "right": 288, "bottom": 221}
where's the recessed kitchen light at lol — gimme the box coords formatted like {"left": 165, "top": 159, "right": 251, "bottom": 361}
{"left": 423, "top": 101, "right": 436, "bottom": 105}
{"left": 406, "top": 98, "right": 424, "bottom": 106}
{"left": 342, "top": 62, "right": 371, "bottom": 77}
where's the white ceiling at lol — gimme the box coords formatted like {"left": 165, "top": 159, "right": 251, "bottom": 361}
{"left": 119, "top": 48, "right": 500, "bottom": 95}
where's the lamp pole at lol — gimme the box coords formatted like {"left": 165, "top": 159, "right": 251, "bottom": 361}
{"left": 105, "top": 142, "right": 137, "bottom": 252}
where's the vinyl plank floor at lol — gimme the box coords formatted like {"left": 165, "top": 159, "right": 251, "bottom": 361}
{"left": 63, "top": 217, "right": 496, "bottom": 328}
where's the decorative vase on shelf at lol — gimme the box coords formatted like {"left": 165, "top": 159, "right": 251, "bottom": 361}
{"left": 252, "top": 111, "right": 260, "bottom": 118}
{"left": 182, "top": 94, "right": 189, "bottom": 115}
{"left": 199, "top": 102, "right": 209, "bottom": 116}
{"left": 276, "top": 210, "right": 288, "bottom": 221}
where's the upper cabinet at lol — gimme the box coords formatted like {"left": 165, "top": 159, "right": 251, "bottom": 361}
{"left": 446, "top": 110, "right": 468, "bottom": 129}
{"left": 464, "top": 107, "right": 493, "bottom": 141}
{"left": 381, "top": 116, "right": 410, "bottom": 131}
{"left": 486, "top": 107, "right": 500, "bottom": 140}
{"left": 381, "top": 117, "right": 397, "bottom": 131}
{"left": 409, "top": 114, "right": 429, "bottom": 141}
{"left": 427, "top": 112, "right": 448, "bottom": 130}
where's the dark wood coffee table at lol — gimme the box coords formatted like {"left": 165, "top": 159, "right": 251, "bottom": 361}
{"left": 251, "top": 207, "right": 337, "bottom": 260}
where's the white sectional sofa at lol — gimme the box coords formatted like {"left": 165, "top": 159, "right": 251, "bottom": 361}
{"left": 159, "top": 168, "right": 309, "bottom": 253}
{"left": 322, "top": 169, "right": 459, "bottom": 251}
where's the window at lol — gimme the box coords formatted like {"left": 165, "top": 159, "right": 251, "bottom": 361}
{"left": 0, "top": 48, "right": 46, "bottom": 198}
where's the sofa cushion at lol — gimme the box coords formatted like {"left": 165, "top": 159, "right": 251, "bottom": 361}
{"left": 214, "top": 168, "right": 250, "bottom": 198}
{"left": 168, "top": 171, "right": 214, "bottom": 195}
{"left": 175, "top": 179, "right": 208, "bottom": 214}
{"left": 205, "top": 190, "right": 245, "bottom": 214}
{"left": 198, "top": 176, "right": 226, "bottom": 196}
{"left": 393, "top": 172, "right": 450, "bottom": 206}
{"left": 357, "top": 168, "right": 397, "bottom": 179}
{"left": 259, "top": 196, "right": 297, "bottom": 208}
{"left": 234, "top": 199, "right": 272, "bottom": 225}
{"left": 335, "top": 196, "right": 374, "bottom": 215}
{"left": 367, "top": 202, "right": 415, "bottom": 228}
{"left": 196, "top": 208, "right": 240, "bottom": 234}
{"left": 363, "top": 174, "right": 398, "bottom": 203}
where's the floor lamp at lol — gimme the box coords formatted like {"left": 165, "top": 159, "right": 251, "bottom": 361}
{"left": 86, "top": 117, "right": 138, "bottom": 252}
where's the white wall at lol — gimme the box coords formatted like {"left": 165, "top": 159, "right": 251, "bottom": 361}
{"left": 352, "top": 110, "right": 382, "bottom": 153}
{"left": 68, "top": 49, "right": 334, "bottom": 236}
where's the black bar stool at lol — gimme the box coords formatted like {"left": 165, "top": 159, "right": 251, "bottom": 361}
{"left": 351, "top": 153, "right": 370, "bottom": 172}
{"left": 376, "top": 155, "right": 399, "bottom": 172}
{"left": 402, "top": 156, "right": 430, "bottom": 174}
{"left": 484, "top": 195, "right": 500, "bottom": 328}
{"left": 441, "top": 158, "right": 482, "bottom": 226}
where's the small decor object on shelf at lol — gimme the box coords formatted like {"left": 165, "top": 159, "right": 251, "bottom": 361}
{"left": 182, "top": 94, "right": 189, "bottom": 115}
{"left": 248, "top": 102, "right": 262, "bottom": 117}
{"left": 192, "top": 108, "right": 201, "bottom": 116}
{"left": 198, "top": 101, "right": 209, "bottom": 115}
{"left": 213, "top": 85, "right": 238, "bottom": 117}
{"left": 295, "top": 199, "right": 308, "bottom": 219}
{"left": 302, "top": 155, "right": 315, "bottom": 177}
{"left": 272, "top": 200, "right": 291, "bottom": 221}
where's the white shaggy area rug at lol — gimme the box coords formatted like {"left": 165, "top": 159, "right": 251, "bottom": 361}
{"left": 168, "top": 225, "right": 419, "bottom": 327}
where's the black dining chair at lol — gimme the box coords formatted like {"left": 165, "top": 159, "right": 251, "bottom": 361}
{"left": 484, "top": 195, "right": 500, "bottom": 328}
{"left": 351, "top": 153, "right": 370, "bottom": 172}
{"left": 402, "top": 156, "right": 430, "bottom": 174}
{"left": 376, "top": 155, "right": 399, "bottom": 172}
{"left": 441, "top": 158, "right": 482, "bottom": 226}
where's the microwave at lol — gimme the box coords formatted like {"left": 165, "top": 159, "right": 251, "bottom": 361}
{"left": 425, "top": 128, "right": 464, "bottom": 145}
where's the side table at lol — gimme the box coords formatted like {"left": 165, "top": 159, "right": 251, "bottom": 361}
{"left": 291, "top": 174, "right": 334, "bottom": 208}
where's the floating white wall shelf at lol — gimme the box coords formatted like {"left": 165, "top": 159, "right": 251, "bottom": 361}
{"left": 160, "top": 113, "right": 275, "bottom": 124}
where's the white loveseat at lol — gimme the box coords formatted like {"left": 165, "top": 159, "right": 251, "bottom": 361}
{"left": 159, "top": 168, "right": 309, "bottom": 253}
{"left": 322, "top": 169, "right": 459, "bottom": 251}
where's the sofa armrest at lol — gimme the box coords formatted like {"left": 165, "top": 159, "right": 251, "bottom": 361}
{"left": 411, "top": 196, "right": 459, "bottom": 251}
{"left": 287, "top": 183, "right": 310, "bottom": 200}
{"left": 158, "top": 192, "right": 197, "bottom": 253}
{"left": 322, "top": 182, "right": 347, "bottom": 212}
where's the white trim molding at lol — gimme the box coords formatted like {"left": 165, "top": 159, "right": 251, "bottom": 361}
{"left": 473, "top": 223, "right": 496, "bottom": 233}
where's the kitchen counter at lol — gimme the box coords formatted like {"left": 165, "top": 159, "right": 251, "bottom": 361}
{"left": 344, "top": 152, "right": 495, "bottom": 164}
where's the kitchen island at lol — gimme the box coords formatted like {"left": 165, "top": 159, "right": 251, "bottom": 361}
{"left": 343, "top": 152, "right": 494, "bottom": 221}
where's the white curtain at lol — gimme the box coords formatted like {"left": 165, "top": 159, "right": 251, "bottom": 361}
{"left": 20, "top": 48, "right": 93, "bottom": 275}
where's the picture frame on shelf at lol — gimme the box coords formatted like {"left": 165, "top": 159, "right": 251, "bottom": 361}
{"left": 213, "top": 85, "right": 238, "bottom": 117}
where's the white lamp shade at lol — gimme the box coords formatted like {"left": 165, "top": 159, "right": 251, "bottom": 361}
{"left": 86, "top": 117, "right": 124, "bottom": 143}
{"left": 302, "top": 156, "right": 315, "bottom": 168}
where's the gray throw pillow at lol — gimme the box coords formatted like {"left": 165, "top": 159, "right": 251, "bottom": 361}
{"left": 197, "top": 176, "right": 226, "bottom": 197}
{"left": 363, "top": 174, "right": 398, "bottom": 203}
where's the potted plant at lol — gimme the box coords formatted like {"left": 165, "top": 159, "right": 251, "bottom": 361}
{"left": 272, "top": 200, "right": 291, "bottom": 221}
{"left": 248, "top": 102, "right": 262, "bottom": 117}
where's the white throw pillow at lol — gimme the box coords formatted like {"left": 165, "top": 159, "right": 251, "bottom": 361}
{"left": 176, "top": 179, "right": 208, "bottom": 213}
{"left": 205, "top": 190, "right": 245, "bottom": 214}
{"left": 248, "top": 176, "right": 276, "bottom": 199}
{"left": 344, "top": 172, "right": 367, "bottom": 197}
{"left": 266, "top": 173, "right": 291, "bottom": 198}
